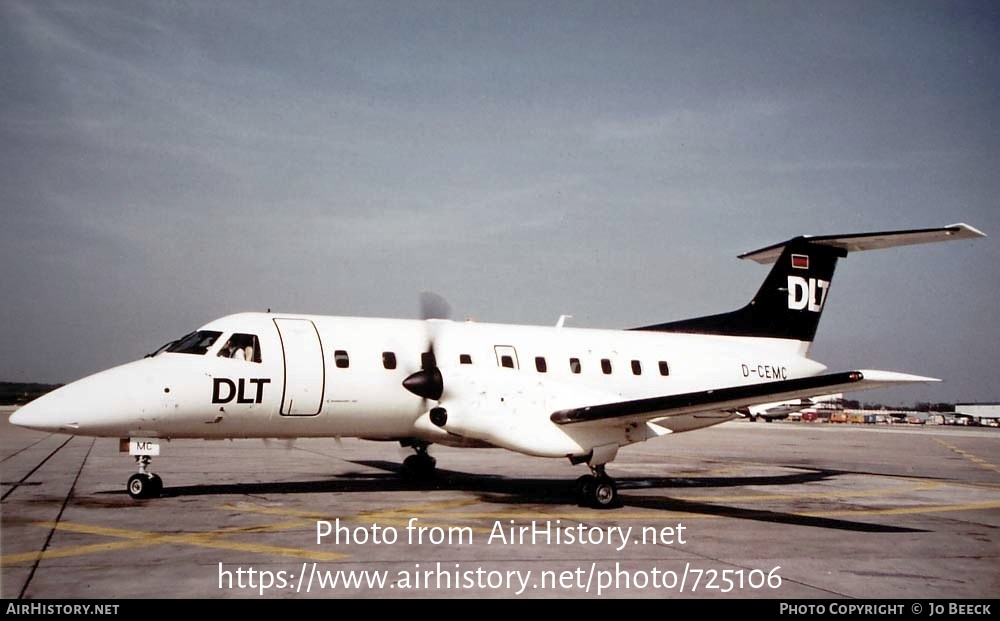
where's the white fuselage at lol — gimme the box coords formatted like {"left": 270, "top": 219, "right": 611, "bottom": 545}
{"left": 13, "top": 312, "right": 825, "bottom": 459}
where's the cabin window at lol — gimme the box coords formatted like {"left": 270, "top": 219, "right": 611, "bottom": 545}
{"left": 421, "top": 351, "right": 436, "bottom": 369}
{"left": 601, "top": 358, "right": 612, "bottom": 374}
{"left": 500, "top": 355, "right": 515, "bottom": 369}
{"left": 569, "top": 358, "right": 581, "bottom": 374}
{"left": 535, "top": 356, "right": 547, "bottom": 373}
{"left": 217, "top": 333, "right": 262, "bottom": 363}
{"left": 167, "top": 331, "right": 221, "bottom": 356}
{"left": 335, "top": 350, "right": 350, "bottom": 368}
{"left": 631, "top": 360, "right": 642, "bottom": 375}
{"left": 659, "top": 360, "right": 670, "bottom": 376}
{"left": 382, "top": 351, "right": 397, "bottom": 370}
{"left": 459, "top": 354, "right": 472, "bottom": 364}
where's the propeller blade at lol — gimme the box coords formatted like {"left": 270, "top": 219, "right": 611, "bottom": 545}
{"left": 403, "top": 292, "right": 450, "bottom": 403}
{"left": 419, "top": 291, "right": 452, "bottom": 321}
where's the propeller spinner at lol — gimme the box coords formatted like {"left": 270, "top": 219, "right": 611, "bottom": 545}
{"left": 402, "top": 361, "right": 443, "bottom": 400}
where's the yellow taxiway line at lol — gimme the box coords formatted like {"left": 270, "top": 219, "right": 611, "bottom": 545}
{"left": 933, "top": 438, "right": 1000, "bottom": 475}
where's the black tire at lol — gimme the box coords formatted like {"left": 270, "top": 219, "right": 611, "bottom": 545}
{"left": 127, "top": 473, "right": 162, "bottom": 499}
{"left": 575, "top": 475, "right": 596, "bottom": 506}
{"left": 402, "top": 453, "right": 437, "bottom": 479}
{"left": 590, "top": 478, "right": 621, "bottom": 509}
{"left": 149, "top": 474, "right": 163, "bottom": 497}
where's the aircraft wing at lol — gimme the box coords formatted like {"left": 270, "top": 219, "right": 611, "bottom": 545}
{"left": 550, "top": 370, "right": 936, "bottom": 425}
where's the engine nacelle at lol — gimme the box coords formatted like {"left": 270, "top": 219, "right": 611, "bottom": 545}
{"left": 410, "top": 368, "right": 631, "bottom": 458}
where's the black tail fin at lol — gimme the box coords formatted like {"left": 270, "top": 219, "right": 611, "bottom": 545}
{"left": 635, "top": 240, "right": 843, "bottom": 342}
{"left": 633, "top": 224, "right": 984, "bottom": 343}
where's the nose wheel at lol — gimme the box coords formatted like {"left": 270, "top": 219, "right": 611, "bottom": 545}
{"left": 127, "top": 455, "right": 163, "bottom": 499}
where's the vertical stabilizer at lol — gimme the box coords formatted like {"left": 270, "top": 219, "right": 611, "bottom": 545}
{"left": 633, "top": 223, "right": 984, "bottom": 343}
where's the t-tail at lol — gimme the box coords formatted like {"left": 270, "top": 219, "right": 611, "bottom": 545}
{"left": 633, "top": 223, "right": 985, "bottom": 344}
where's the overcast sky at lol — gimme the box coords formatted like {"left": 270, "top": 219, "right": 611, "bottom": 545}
{"left": 2, "top": 1, "right": 997, "bottom": 405}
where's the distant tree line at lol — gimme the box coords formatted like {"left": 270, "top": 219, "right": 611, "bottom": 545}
{"left": 0, "top": 382, "right": 63, "bottom": 405}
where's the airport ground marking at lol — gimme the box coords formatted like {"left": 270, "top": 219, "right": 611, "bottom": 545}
{"left": 0, "top": 518, "right": 347, "bottom": 565}
{"left": 216, "top": 495, "right": 1000, "bottom": 531}
{"left": 5, "top": 497, "right": 997, "bottom": 567}
{"left": 0, "top": 498, "right": 476, "bottom": 566}
{"left": 223, "top": 476, "right": 990, "bottom": 527}
{"left": 663, "top": 480, "right": 941, "bottom": 503}
{"left": 0, "top": 540, "right": 164, "bottom": 565}
{"left": 207, "top": 518, "right": 321, "bottom": 536}
{"left": 220, "top": 499, "right": 496, "bottom": 535}
{"left": 0, "top": 518, "right": 334, "bottom": 566}
{"left": 397, "top": 498, "right": 1000, "bottom": 522}
{"left": 219, "top": 498, "right": 479, "bottom": 521}
{"left": 5, "top": 482, "right": 997, "bottom": 566}
{"left": 933, "top": 438, "right": 1000, "bottom": 475}
{"left": 797, "top": 500, "right": 1000, "bottom": 518}
{"left": 38, "top": 521, "right": 347, "bottom": 561}
{"left": 222, "top": 498, "right": 703, "bottom": 527}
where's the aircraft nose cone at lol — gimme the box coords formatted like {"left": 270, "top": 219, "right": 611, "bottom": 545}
{"left": 7, "top": 359, "right": 153, "bottom": 435}
{"left": 7, "top": 396, "right": 76, "bottom": 433}
{"left": 8, "top": 407, "right": 26, "bottom": 426}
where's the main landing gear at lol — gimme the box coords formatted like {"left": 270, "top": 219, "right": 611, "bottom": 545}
{"left": 401, "top": 442, "right": 437, "bottom": 479}
{"left": 127, "top": 455, "right": 163, "bottom": 499}
{"left": 575, "top": 465, "right": 621, "bottom": 509}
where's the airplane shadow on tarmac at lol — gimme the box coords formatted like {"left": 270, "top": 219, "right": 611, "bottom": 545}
{"left": 97, "top": 460, "right": 925, "bottom": 534}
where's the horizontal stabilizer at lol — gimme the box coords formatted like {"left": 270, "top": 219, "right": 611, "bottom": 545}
{"left": 550, "top": 370, "right": 938, "bottom": 426}
{"left": 740, "top": 223, "right": 985, "bottom": 264}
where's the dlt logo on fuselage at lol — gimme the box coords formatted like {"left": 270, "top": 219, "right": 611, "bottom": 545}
{"left": 787, "top": 276, "right": 830, "bottom": 313}
{"left": 212, "top": 378, "right": 271, "bottom": 404}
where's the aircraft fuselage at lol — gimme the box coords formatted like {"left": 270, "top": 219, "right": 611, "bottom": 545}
{"left": 15, "top": 313, "right": 824, "bottom": 459}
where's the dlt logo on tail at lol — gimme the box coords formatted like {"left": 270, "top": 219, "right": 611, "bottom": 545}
{"left": 787, "top": 276, "right": 830, "bottom": 312}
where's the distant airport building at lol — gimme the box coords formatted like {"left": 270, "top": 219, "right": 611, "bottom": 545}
{"left": 954, "top": 403, "right": 1000, "bottom": 426}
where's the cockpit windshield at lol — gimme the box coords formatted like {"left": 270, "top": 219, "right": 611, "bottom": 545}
{"left": 164, "top": 331, "right": 222, "bottom": 355}
{"left": 146, "top": 340, "right": 177, "bottom": 358}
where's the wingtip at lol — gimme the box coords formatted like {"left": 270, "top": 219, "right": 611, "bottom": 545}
{"left": 856, "top": 369, "right": 941, "bottom": 383}
{"left": 945, "top": 222, "right": 987, "bottom": 238}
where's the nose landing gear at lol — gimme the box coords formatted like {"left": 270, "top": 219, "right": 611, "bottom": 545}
{"left": 127, "top": 455, "right": 163, "bottom": 499}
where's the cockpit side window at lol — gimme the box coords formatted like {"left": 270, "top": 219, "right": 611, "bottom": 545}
{"left": 165, "top": 331, "right": 222, "bottom": 355}
{"left": 217, "top": 333, "right": 262, "bottom": 363}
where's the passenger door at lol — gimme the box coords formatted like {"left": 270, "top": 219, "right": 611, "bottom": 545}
{"left": 273, "top": 318, "right": 325, "bottom": 416}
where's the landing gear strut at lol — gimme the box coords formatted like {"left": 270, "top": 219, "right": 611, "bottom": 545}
{"left": 401, "top": 442, "right": 437, "bottom": 479}
{"left": 575, "top": 465, "right": 620, "bottom": 509}
{"left": 127, "top": 455, "right": 163, "bottom": 499}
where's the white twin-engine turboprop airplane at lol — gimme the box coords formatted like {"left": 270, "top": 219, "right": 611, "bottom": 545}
{"left": 10, "top": 224, "right": 985, "bottom": 508}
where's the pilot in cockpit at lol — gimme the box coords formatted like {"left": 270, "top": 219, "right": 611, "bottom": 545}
{"left": 218, "top": 333, "right": 258, "bottom": 362}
